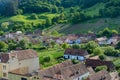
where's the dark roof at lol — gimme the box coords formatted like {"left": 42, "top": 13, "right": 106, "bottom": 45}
{"left": 64, "top": 48, "right": 88, "bottom": 56}
{"left": 88, "top": 70, "right": 111, "bottom": 80}
{"left": 0, "top": 53, "right": 9, "bottom": 63}
{"left": 85, "top": 59, "right": 115, "bottom": 71}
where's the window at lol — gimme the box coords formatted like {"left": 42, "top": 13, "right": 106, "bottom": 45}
{"left": 3, "top": 73, "right": 7, "bottom": 77}
{"left": 21, "top": 78, "right": 27, "bottom": 80}
{"left": 3, "top": 65, "right": 6, "bottom": 70}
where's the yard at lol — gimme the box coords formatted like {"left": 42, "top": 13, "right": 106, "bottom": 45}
{"left": 37, "top": 47, "right": 64, "bottom": 69}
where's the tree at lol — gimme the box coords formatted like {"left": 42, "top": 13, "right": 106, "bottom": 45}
{"left": 2, "top": 0, "right": 18, "bottom": 16}
{"left": 86, "top": 41, "right": 99, "bottom": 53}
{"left": 62, "top": 43, "right": 68, "bottom": 49}
{"left": 1, "top": 22, "right": 9, "bottom": 31}
{"left": 8, "top": 43, "right": 16, "bottom": 50}
{"left": 93, "top": 47, "right": 103, "bottom": 56}
{"left": 0, "top": 41, "right": 8, "bottom": 52}
{"left": 104, "top": 46, "right": 114, "bottom": 55}
{"left": 18, "top": 39, "right": 28, "bottom": 49}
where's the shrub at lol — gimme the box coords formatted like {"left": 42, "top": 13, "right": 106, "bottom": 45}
{"left": 99, "top": 55, "right": 106, "bottom": 60}
{"left": 95, "top": 65, "right": 108, "bottom": 72}
{"left": 43, "top": 56, "right": 51, "bottom": 62}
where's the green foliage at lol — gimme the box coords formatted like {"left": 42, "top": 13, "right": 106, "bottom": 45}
{"left": 116, "top": 41, "right": 120, "bottom": 49}
{"left": 104, "top": 46, "right": 120, "bottom": 57}
{"left": 18, "top": 39, "right": 29, "bottom": 49}
{"left": 8, "top": 43, "right": 17, "bottom": 50}
{"left": 46, "top": 18, "right": 52, "bottom": 26}
{"left": 62, "top": 43, "right": 68, "bottom": 49}
{"left": 0, "top": 41, "right": 8, "bottom": 52}
{"left": 43, "top": 56, "right": 51, "bottom": 62}
{"left": 72, "top": 44, "right": 80, "bottom": 49}
{"left": 99, "top": 55, "right": 106, "bottom": 60}
{"left": 29, "top": 13, "right": 38, "bottom": 19}
{"left": 93, "top": 47, "right": 104, "bottom": 56}
{"left": 99, "top": 0, "right": 120, "bottom": 18}
{"left": 95, "top": 65, "right": 108, "bottom": 72}
{"left": 50, "top": 41, "right": 55, "bottom": 48}
{"left": 72, "top": 59, "right": 79, "bottom": 64}
{"left": 85, "top": 41, "right": 99, "bottom": 53}
{"left": 98, "top": 28, "right": 118, "bottom": 38}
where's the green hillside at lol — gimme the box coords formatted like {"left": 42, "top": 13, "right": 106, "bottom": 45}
{"left": 0, "top": 0, "right": 120, "bottom": 34}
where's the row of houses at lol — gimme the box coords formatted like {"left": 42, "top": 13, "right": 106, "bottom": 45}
{"left": 0, "top": 49, "right": 119, "bottom": 80}
{"left": 39, "top": 60, "right": 119, "bottom": 80}
{"left": 1, "top": 31, "right": 120, "bottom": 47}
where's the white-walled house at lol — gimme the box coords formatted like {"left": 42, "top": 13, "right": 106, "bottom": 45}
{"left": 64, "top": 48, "right": 88, "bottom": 61}
{"left": 0, "top": 49, "right": 40, "bottom": 79}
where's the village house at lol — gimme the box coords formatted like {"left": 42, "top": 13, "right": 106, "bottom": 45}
{"left": 107, "top": 36, "right": 119, "bottom": 45}
{"left": 0, "top": 49, "right": 40, "bottom": 79}
{"left": 38, "top": 60, "right": 89, "bottom": 80}
{"left": 95, "top": 37, "right": 108, "bottom": 45}
{"left": 85, "top": 59, "right": 115, "bottom": 71}
{"left": 61, "top": 62, "right": 89, "bottom": 80}
{"left": 38, "top": 60, "right": 73, "bottom": 80}
{"left": 4, "top": 31, "right": 24, "bottom": 42}
{"left": 64, "top": 48, "right": 89, "bottom": 61}
{"left": 65, "top": 34, "right": 80, "bottom": 44}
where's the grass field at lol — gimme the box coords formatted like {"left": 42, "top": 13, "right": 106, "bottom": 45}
{"left": 0, "top": 13, "right": 59, "bottom": 25}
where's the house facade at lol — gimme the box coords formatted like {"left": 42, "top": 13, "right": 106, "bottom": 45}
{"left": 0, "top": 49, "right": 40, "bottom": 79}
{"left": 64, "top": 48, "right": 88, "bottom": 61}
